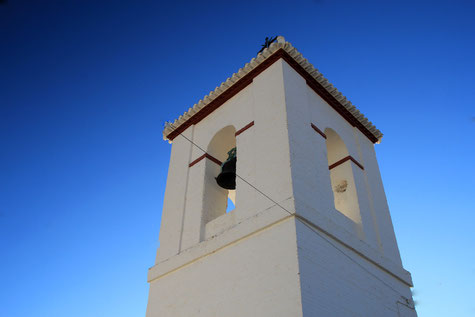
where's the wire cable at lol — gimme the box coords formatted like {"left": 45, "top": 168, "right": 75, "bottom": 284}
{"left": 173, "top": 129, "right": 413, "bottom": 305}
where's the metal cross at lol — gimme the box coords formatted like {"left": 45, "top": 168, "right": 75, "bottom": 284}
{"left": 258, "top": 36, "right": 278, "bottom": 54}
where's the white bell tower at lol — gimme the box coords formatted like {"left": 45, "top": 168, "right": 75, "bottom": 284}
{"left": 146, "top": 37, "right": 417, "bottom": 317}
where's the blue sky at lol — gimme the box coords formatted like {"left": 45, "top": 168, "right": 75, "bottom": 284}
{"left": 1, "top": 0, "right": 474, "bottom": 316}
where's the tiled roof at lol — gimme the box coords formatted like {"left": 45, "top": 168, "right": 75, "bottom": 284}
{"left": 163, "top": 36, "right": 383, "bottom": 143}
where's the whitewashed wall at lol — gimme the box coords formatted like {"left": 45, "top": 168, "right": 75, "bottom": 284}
{"left": 296, "top": 220, "right": 416, "bottom": 316}
{"left": 147, "top": 218, "right": 302, "bottom": 317}
{"left": 147, "top": 58, "right": 415, "bottom": 316}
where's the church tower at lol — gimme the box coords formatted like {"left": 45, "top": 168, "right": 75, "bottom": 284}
{"left": 146, "top": 37, "right": 416, "bottom": 317}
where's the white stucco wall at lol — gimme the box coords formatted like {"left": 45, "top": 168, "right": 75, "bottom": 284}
{"left": 155, "top": 60, "right": 295, "bottom": 261}
{"left": 148, "top": 57, "right": 415, "bottom": 316}
{"left": 155, "top": 127, "right": 193, "bottom": 263}
{"left": 147, "top": 218, "right": 303, "bottom": 317}
{"left": 281, "top": 60, "right": 406, "bottom": 270}
{"left": 295, "top": 220, "right": 416, "bottom": 317}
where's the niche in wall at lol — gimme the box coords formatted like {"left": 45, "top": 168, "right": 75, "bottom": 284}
{"left": 325, "top": 128, "right": 362, "bottom": 224}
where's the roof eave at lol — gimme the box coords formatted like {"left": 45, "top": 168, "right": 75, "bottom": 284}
{"left": 163, "top": 37, "right": 383, "bottom": 144}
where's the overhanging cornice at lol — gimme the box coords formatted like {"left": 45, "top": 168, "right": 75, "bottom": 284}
{"left": 163, "top": 37, "right": 382, "bottom": 144}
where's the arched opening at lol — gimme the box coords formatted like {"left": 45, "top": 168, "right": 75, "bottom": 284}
{"left": 325, "top": 128, "right": 361, "bottom": 224}
{"left": 203, "top": 125, "right": 237, "bottom": 224}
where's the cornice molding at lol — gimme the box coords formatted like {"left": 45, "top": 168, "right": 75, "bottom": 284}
{"left": 164, "top": 37, "right": 382, "bottom": 144}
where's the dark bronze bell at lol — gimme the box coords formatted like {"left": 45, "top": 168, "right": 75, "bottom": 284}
{"left": 216, "top": 147, "right": 236, "bottom": 190}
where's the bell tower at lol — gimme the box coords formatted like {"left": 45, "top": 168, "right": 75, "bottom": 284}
{"left": 146, "top": 37, "right": 417, "bottom": 317}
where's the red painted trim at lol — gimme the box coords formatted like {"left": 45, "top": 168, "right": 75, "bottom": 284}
{"left": 279, "top": 53, "right": 378, "bottom": 143}
{"left": 205, "top": 153, "right": 222, "bottom": 166}
{"left": 167, "top": 50, "right": 287, "bottom": 141}
{"left": 189, "top": 154, "right": 206, "bottom": 167}
{"left": 235, "top": 121, "right": 255, "bottom": 136}
{"left": 311, "top": 123, "right": 327, "bottom": 139}
{"left": 189, "top": 153, "right": 222, "bottom": 167}
{"left": 167, "top": 49, "right": 378, "bottom": 143}
{"left": 328, "top": 155, "right": 364, "bottom": 170}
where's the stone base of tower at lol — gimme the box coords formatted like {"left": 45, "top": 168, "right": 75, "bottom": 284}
{"left": 295, "top": 220, "right": 417, "bottom": 317}
{"left": 146, "top": 214, "right": 416, "bottom": 317}
{"left": 146, "top": 216, "right": 303, "bottom": 317}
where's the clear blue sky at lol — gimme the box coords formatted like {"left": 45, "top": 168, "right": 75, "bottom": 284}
{"left": 1, "top": 1, "right": 474, "bottom": 316}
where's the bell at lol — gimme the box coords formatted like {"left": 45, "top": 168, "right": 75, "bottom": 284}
{"left": 216, "top": 147, "right": 237, "bottom": 190}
